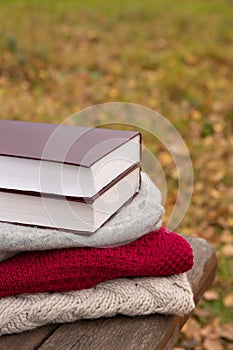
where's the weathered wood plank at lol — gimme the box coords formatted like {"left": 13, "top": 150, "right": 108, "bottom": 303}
{"left": 0, "top": 236, "right": 218, "bottom": 350}
{"left": 40, "top": 317, "right": 171, "bottom": 350}
{"left": 0, "top": 325, "right": 59, "bottom": 350}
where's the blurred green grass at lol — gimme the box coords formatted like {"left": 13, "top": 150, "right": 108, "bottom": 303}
{"left": 0, "top": 0, "right": 232, "bottom": 346}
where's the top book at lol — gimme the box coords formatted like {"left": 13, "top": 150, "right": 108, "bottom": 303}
{"left": 0, "top": 120, "right": 141, "bottom": 199}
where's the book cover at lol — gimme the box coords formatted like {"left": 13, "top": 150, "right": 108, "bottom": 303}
{"left": 0, "top": 120, "right": 140, "bottom": 167}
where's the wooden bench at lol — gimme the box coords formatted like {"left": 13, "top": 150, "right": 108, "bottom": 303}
{"left": 0, "top": 236, "right": 218, "bottom": 350}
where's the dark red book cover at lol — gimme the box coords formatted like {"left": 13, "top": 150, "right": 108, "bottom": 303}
{"left": 0, "top": 120, "right": 140, "bottom": 167}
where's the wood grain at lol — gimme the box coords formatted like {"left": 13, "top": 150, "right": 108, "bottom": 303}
{"left": 0, "top": 236, "right": 218, "bottom": 350}
{"left": 0, "top": 325, "right": 59, "bottom": 350}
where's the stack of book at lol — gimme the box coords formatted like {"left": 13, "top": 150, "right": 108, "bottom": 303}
{"left": 0, "top": 120, "right": 195, "bottom": 336}
{"left": 0, "top": 120, "right": 141, "bottom": 234}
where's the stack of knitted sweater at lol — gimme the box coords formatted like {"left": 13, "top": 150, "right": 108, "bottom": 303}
{"left": 0, "top": 173, "right": 195, "bottom": 336}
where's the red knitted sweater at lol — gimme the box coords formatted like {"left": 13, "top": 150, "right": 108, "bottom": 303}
{"left": 0, "top": 227, "right": 193, "bottom": 298}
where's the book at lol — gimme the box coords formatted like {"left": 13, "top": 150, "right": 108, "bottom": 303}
{"left": 0, "top": 120, "right": 141, "bottom": 198}
{"left": 0, "top": 120, "right": 141, "bottom": 234}
{"left": 0, "top": 165, "right": 140, "bottom": 234}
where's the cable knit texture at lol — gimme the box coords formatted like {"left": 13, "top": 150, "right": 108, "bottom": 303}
{"left": 0, "top": 273, "right": 195, "bottom": 336}
{"left": 0, "top": 173, "right": 164, "bottom": 262}
{"left": 0, "top": 227, "right": 193, "bottom": 297}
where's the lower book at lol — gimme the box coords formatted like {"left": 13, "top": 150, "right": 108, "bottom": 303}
{"left": 0, "top": 165, "right": 140, "bottom": 235}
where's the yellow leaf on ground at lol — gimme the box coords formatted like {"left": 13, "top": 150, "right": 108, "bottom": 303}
{"left": 220, "top": 230, "right": 233, "bottom": 243}
{"left": 227, "top": 218, "right": 233, "bottom": 227}
{"left": 203, "top": 290, "right": 219, "bottom": 301}
{"left": 160, "top": 151, "right": 172, "bottom": 166}
{"left": 222, "top": 244, "right": 233, "bottom": 258}
{"left": 223, "top": 293, "right": 233, "bottom": 308}
{"left": 209, "top": 189, "right": 222, "bottom": 200}
{"left": 213, "top": 123, "right": 224, "bottom": 133}
{"left": 184, "top": 53, "right": 198, "bottom": 65}
{"left": 190, "top": 109, "right": 201, "bottom": 120}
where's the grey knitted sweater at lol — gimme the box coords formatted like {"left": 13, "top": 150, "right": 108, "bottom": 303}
{"left": 0, "top": 172, "right": 164, "bottom": 261}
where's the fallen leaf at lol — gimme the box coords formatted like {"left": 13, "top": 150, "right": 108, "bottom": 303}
{"left": 219, "top": 323, "right": 233, "bottom": 341}
{"left": 209, "top": 189, "right": 222, "bottom": 200}
{"left": 184, "top": 53, "right": 198, "bottom": 65}
{"left": 190, "top": 109, "right": 202, "bottom": 120}
{"left": 227, "top": 218, "right": 233, "bottom": 227}
{"left": 213, "top": 101, "right": 224, "bottom": 113}
{"left": 203, "top": 338, "right": 224, "bottom": 350}
{"left": 160, "top": 151, "right": 173, "bottom": 166}
{"left": 223, "top": 292, "right": 233, "bottom": 308}
{"left": 210, "top": 171, "right": 225, "bottom": 182}
{"left": 217, "top": 217, "right": 229, "bottom": 229}
{"left": 182, "top": 318, "right": 202, "bottom": 342}
{"left": 195, "top": 181, "right": 204, "bottom": 191}
{"left": 203, "top": 290, "right": 220, "bottom": 301}
{"left": 220, "top": 230, "right": 233, "bottom": 244}
{"left": 201, "top": 317, "right": 221, "bottom": 339}
{"left": 222, "top": 244, "right": 233, "bottom": 258}
{"left": 213, "top": 123, "right": 224, "bottom": 133}
{"left": 193, "top": 307, "right": 210, "bottom": 319}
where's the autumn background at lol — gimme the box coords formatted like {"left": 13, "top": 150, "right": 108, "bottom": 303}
{"left": 0, "top": 0, "right": 232, "bottom": 348}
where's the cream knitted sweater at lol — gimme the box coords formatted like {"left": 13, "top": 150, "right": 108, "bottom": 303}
{"left": 0, "top": 273, "right": 194, "bottom": 336}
